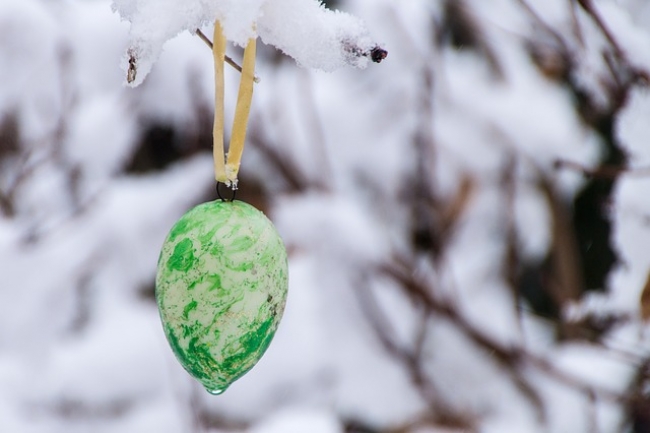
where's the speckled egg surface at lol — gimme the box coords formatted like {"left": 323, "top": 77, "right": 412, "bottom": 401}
{"left": 155, "top": 200, "right": 288, "bottom": 394}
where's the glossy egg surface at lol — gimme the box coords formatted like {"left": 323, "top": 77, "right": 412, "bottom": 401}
{"left": 156, "top": 200, "right": 288, "bottom": 394}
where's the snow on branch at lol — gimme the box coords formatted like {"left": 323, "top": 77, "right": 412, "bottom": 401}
{"left": 112, "top": 0, "right": 387, "bottom": 86}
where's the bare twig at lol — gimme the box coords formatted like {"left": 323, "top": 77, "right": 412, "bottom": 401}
{"left": 575, "top": 0, "right": 625, "bottom": 62}
{"left": 195, "top": 29, "right": 261, "bottom": 83}
{"left": 574, "top": 0, "right": 650, "bottom": 86}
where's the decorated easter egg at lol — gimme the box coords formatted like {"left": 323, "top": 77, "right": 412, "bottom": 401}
{"left": 155, "top": 200, "right": 288, "bottom": 394}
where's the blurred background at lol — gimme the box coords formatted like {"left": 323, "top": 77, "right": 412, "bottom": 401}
{"left": 2, "top": 0, "right": 650, "bottom": 432}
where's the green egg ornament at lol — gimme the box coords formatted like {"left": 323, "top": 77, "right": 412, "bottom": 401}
{"left": 155, "top": 200, "right": 288, "bottom": 394}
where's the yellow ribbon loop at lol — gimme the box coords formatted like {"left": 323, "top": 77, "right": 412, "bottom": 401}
{"left": 226, "top": 37, "right": 257, "bottom": 187}
{"left": 212, "top": 21, "right": 227, "bottom": 184}
{"left": 212, "top": 20, "right": 257, "bottom": 188}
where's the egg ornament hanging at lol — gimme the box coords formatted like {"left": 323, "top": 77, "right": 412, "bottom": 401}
{"left": 155, "top": 199, "right": 288, "bottom": 394}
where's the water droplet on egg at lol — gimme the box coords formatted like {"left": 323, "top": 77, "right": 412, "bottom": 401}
{"left": 206, "top": 385, "right": 228, "bottom": 395}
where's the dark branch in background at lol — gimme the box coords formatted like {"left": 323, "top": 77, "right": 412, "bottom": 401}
{"left": 247, "top": 125, "right": 315, "bottom": 194}
{"left": 403, "top": 53, "right": 475, "bottom": 262}
{"left": 625, "top": 358, "right": 650, "bottom": 433}
{"left": 554, "top": 159, "right": 650, "bottom": 180}
{"left": 573, "top": 0, "right": 650, "bottom": 87}
{"left": 437, "top": 0, "right": 503, "bottom": 77}
{"left": 0, "top": 146, "right": 37, "bottom": 218}
{"left": 575, "top": 0, "right": 647, "bottom": 83}
{"left": 0, "top": 96, "right": 72, "bottom": 220}
{"left": 379, "top": 259, "right": 624, "bottom": 404}
{"left": 297, "top": 70, "right": 333, "bottom": 190}
{"left": 569, "top": 0, "right": 649, "bottom": 297}
{"left": 518, "top": 0, "right": 650, "bottom": 302}
{"left": 500, "top": 155, "right": 525, "bottom": 336}
{"left": 538, "top": 176, "right": 584, "bottom": 316}
{"left": 406, "top": 63, "right": 440, "bottom": 257}
{"left": 355, "top": 277, "right": 474, "bottom": 429}
{"left": 125, "top": 70, "right": 213, "bottom": 175}
{"left": 0, "top": 47, "right": 79, "bottom": 230}
{"left": 246, "top": 71, "right": 335, "bottom": 195}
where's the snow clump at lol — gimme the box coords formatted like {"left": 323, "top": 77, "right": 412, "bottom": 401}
{"left": 112, "top": 0, "right": 380, "bottom": 86}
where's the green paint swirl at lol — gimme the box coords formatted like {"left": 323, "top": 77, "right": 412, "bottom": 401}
{"left": 156, "top": 200, "right": 288, "bottom": 394}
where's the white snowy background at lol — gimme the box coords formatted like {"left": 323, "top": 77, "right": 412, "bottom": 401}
{"left": 2, "top": 0, "right": 650, "bottom": 432}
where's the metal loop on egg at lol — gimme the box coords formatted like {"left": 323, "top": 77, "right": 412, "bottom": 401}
{"left": 216, "top": 182, "right": 237, "bottom": 202}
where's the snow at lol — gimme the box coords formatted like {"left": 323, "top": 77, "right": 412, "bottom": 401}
{"left": 112, "top": 0, "right": 379, "bottom": 86}
{"left": 616, "top": 87, "right": 650, "bottom": 165}
{"left": 250, "top": 407, "right": 342, "bottom": 433}
{"left": 2, "top": 0, "right": 650, "bottom": 432}
{"left": 0, "top": 0, "right": 66, "bottom": 143}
